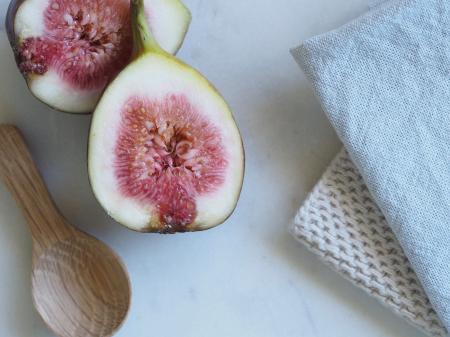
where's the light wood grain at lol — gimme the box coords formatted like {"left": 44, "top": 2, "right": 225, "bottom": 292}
{"left": 0, "top": 125, "right": 131, "bottom": 337}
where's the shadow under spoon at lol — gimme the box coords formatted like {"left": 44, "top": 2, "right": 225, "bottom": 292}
{"left": 0, "top": 125, "right": 131, "bottom": 337}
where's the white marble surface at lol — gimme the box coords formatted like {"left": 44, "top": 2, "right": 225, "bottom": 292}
{"left": 0, "top": 0, "right": 428, "bottom": 336}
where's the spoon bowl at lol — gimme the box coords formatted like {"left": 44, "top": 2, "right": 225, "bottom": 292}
{"left": 32, "top": 236, "right": 130, "bottom": 337}
{"left": 0, "top": 125, "right": 131, "bottom": 337}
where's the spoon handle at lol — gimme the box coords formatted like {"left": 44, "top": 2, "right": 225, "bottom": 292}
{"left": 0, "top": 125, "right": 73, "bottom": 254}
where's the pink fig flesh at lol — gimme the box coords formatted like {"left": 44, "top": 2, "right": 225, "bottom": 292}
{"left": 17, "top": 0, "right": 132, "bottom": 91}
{"left": 115, "top": 95, "right": 228, "bottom": 233}
{"left": 6, "top": 0, "right": 191, "bottom": 113}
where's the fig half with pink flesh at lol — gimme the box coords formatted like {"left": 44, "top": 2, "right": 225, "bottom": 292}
{"left": 6, "top": 0, "right": 191, "bottom": 113}
{"left": 88, "top": 0, "right": 244, "bottom": 233}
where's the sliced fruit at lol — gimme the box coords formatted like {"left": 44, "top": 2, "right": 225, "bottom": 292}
{"left": 88, "top": 0, "right": 244, "bottom": 233}
{"left": 6, "top": 0, "right": 191, "bottom": 113}
{"left": 144, "top": 0, "right": 191, "bottom": 54}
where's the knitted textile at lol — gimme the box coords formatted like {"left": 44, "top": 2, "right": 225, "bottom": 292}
{"left": 290, "top": 149, "right": 446, "bottom": 337}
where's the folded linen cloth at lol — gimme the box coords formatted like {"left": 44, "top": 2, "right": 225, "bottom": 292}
{"left": 291, "top": 0, "right": 450, "bottom": 332}
{"left": 290, "top": 149, "right": 445, "bottom": 336}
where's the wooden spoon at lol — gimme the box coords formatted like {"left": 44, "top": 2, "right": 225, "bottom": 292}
{"left": 0, "top": 125, "right": 131, "bottom": 337}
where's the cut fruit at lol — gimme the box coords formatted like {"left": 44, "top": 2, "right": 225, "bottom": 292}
{"left": 6, "top": 0, "right": 191, "bottom": 113}
{"left": 88, "top": 0, "right": 244, "bottom": 233}
{"left": 144, "top": 0, "right": 191, "bottom": 54}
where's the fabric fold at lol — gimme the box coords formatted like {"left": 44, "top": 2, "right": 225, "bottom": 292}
{"left": 293, "top": 0, "right": 450, "bottom": 331}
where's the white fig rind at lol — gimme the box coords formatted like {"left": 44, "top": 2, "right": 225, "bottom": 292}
{"left": 29, "top": 70, "right": 103, "bottom": 113}
{"left": 145, "top": 0, "right": 191, "bottom": 54}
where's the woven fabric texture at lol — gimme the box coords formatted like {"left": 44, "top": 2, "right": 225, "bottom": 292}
{"left": 292, "top": 0, "right": 450, "bottom": 330}
{"left": 290, "top": 149, "right": 446, "bottom": 337}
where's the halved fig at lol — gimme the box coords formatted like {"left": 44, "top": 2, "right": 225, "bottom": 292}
{"left": 88, "top": 0, "right": 244, "bottom": 233}
{"left": 6, "top": 0, "right": 191, "bottom": 113}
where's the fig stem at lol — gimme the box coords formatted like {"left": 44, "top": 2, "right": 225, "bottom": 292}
{"left": 131, "top": 0, "right": 165, "bottom": 56}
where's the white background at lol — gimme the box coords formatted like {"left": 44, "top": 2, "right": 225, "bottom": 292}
{"left": 0, "top": 0, "right": 427, "bottom": 336}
